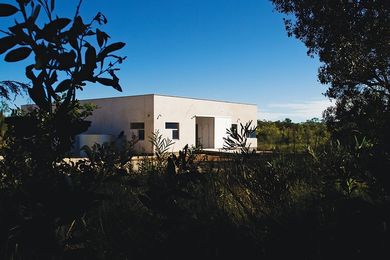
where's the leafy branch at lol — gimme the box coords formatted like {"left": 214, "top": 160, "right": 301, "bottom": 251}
{"left": 0, "top": 0, "right": 126, "bottom": 113}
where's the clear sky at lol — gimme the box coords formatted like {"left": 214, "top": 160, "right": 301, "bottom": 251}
{"left": 0, "top": 0, "right": 332, "bottom": 122}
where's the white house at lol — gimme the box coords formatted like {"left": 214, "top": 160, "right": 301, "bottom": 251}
{"left": 77, "top": 94, "right": 257, "bottom": 154}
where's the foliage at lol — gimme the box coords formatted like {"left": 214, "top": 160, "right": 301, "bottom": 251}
{"left": 0, "top": 0, "right": 389, "bottom": 258}
{"left": 150, "top": 130, "right": 175, "bottom": 160}
{"left": 148, "top": 129, "right": 175, "bottom": 171}
{"left": 270, "top": 0, "right": 390, "bottom": 149}
{"left": 3, "top": 101, "right": 93, "bottom": 165}
{"left": 0, "top": 0, "right": 126, "bottom": 111}
{"left": 0, "top": 0, "right": 127, "bottom": 258}
{"left": 0, "top": 81, "right": 28, "bottom": 102}
{"left": 36, "top": 138, "right": 388, "bottom": 259}
{"left": 257, "top": 118, "right": 330, "bottom": 151}
{"left": 223, "top": 120, "right": 257, "bottom": 154}
{"left": 81, "top": 131, "right": 137, "bottom": 173}
{"left": 1, "top": 120, "right": 390, "bottom": 259}
{"left": 169, "top": 144, "right": 201, "bottom": 174}
{"left": 0, "top": 0, "right": 126, "bottom": 156}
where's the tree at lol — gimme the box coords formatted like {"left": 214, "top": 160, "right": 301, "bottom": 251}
{"left": 270, "top": 0, "right": 390, "bottom": 147}
{"left": 0, "top": 0, "right": 125, "bottom": 111}
{"left": 0, "top": 1, "right": 127, "bottom": 258}
{"left": 0, "top": 0, "right": 126, "bottom": 154}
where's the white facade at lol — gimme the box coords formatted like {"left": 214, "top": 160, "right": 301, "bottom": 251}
{"left": 80, "top": 94, "right": 257, "bottom": 153}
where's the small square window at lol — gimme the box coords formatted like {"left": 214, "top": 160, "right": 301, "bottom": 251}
{"left": 138, "top": 129, "right": 145, "bottom": 140}
{"left": 165, "top": 122, "right": 179, "bottom": 129}
{"left": 130, "top": 122, "right": 145, "bottom": 140}
{"left": 130, "top": 122, "right": 144, "bottom": 129}
{"left": 172, "top": 129, "right": 179, "bottom": 140}
{"left": 246, "top": 131, "right": 256, "bottom": 138}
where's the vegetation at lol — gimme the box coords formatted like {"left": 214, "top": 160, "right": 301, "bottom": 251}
{"left": 270, "top": 0, "right": 390, "bottom": 198}
{"left": 0, "top": 0, "right": 389, "bottom": 259}
{"left": 2, "top": 126, "right": 388, "bottom": 258}
{"left": 271, "top": 0, "right": 390, "bottom": 149}
{"left": 257, "top": 118, "right": 330, "bottom": 152}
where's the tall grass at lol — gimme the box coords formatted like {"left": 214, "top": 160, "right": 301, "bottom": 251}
{"left": 0, "top": 130, "right": 389, "bottom": 259}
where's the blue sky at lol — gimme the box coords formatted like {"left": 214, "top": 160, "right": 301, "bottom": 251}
{"left": 0, "top": 0, "right": 332, "bottom": 122}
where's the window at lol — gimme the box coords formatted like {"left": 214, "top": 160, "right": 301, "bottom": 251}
{"left": 165, "top": 122, "right": 179, "bottom": 129}
{"left": 246, "top": 131, "right": 256, "bottom": 138}
{"left": 231, "top": 124, "right": 238, "bottom": 134}
{"left": 165, "top": 122, "right": 179, "bottom": 139}
{"left": 172, "top": 129, "right": 179, "bottom": 140}
{"left": 137, "top": 129, "right": 145, "bottom": 140}
{"left": 130, "top": 122, "right": 145, "bottom": 140}
{"left": 130, "top": 122, "right": 144, "bottom": 129}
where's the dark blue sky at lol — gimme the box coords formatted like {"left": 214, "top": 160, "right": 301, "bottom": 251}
{"left": 0, "top": 0, "right": 332, "bottom": 121}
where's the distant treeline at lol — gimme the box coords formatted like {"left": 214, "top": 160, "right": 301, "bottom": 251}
{"left": 257, "top": 118, "right": 330, "bottom": 151}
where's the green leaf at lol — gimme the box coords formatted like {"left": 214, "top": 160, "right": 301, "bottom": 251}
{"left": 4, "top": 47, "right": 32, "bottom": 62}
{"left": 0, "top": 36, "right": 17, "bottom": 54}
{"left": 0, "top": 4, "right": 19, "bottom": 17}
{"left": 97, "top": 42, "right": 125, "bottom": 61}
{"left": 55, "top": 79, "right": 72, "bottom": 92}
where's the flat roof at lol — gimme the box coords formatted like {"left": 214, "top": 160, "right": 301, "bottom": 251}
{"left": 80, "top": 93, "right": 257, "bottom": 106}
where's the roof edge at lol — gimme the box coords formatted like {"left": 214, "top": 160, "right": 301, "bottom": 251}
{"left": 80, "top": 93, "right": 256, "bottom": 106}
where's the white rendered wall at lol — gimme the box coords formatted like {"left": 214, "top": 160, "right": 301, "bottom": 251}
{"left": 80, "top": 95, "right": 154, "bottom": 153}
{"left": 78, "top": 94, "right": 257, "bottom": 153}
{"left": 153, "top": 95, "right": 257, "bottom": 152}
{"left": 214, "top": 117, "right": 232, "bottom": 149}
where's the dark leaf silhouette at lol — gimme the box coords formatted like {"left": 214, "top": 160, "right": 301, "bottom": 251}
{"left": 96, "top": 77, "right": 122, "bottom": 92}
{"left": 96, "top": 29, "right": 105, "bottom": 47}
{"left": 95, "top": 77, "right": 115, "bottom": 86}
{"left": 41, "top": 18, "right": 71, "bottom": 41}
{"left": 97, "top": 42, "right": 125, "bottom": 61}
{"left": 0, "top": 36, "right": 17, "bottom": 54}
{"left": 46, "top": 18, "right": 71, "bottom": 31}
{"left": 25, "top": 64, "right": 36, "bottom": 80}
{"left": 28, "top": 85, "right": 49, "bottom": 111}
{"left": 55, "top": 79, "right": 72, "bottom": 92}
{"left": 71, "top": 16, "right": 86, "bottom": 35}
{"left": 8, "top": 24, "right": 31, "bottom": 44}
{"left": 85, "top": 45, "right": 96, "bottom": 72}
{"left": 57, "top": 50, "right": 76, "bottom": 69}
{"left": 0, "top": 0, "right": 125, "bottom": 112}
{"left": 5, "top": 47, "right": 32, "bottom": 62}
{"left": 48, "top": 71, "right": 57, "bottom": 85}
{"left": 0, "top": 3, "right": 18, "bottom": 17}
{"left": 93, "top": 12, "right": 107, "bottom": 25}
{"left": 29, "top": 4, "right": 41, "bottom": 23}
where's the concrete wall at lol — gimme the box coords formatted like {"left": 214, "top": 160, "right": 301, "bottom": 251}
{"left": 78, "top": 94, "right": 257, "bottom": 153}
{"left": 23, "top": 94, "right": 257, "bottom": 154}
{"left": 80, "top": 95, "right": 154, "bottom": 153}
{"left": 153, "top": 95, "right": 257, "bottom": 151}
{"left": 214, "top": 117, "right": 232, "bottom": 149}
